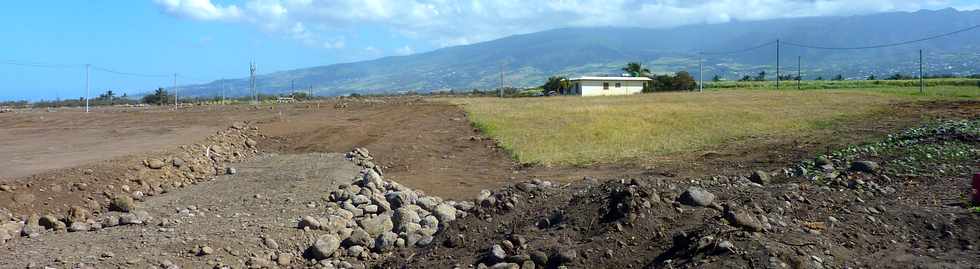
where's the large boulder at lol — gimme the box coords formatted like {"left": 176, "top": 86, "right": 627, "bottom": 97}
{"left": 358, "top": 214, "right": 394, "bottom": 237}
{"left": 307, "top": 234, "right": 341, "bottom": 260}
{"left": 393, "top": 208, "right": 421, "bottom": 233}
{"left": 433, "top": 203, "right": 457, "bottom": 223}
{"left": 677, "top": 187, "right": 715, "bottom": 207}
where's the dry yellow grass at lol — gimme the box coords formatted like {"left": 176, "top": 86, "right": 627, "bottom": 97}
{"left": 452, "top": 90, "right": 910, "bottom": 166}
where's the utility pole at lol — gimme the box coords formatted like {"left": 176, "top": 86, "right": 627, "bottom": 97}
{"left": 250, "top": 62, "right": 257, "bottom": 104}
{"left": 85, "top": 64, "right": 90, "bottom": 113}
{"left": 698, "top": 53, "right": 703, "bottom": 93}
{"left": 797, "top": 56, "right": 802, "bottom": 90}
{"left": 173, "top": 73, "right": 178, "bottom": 110}
{"left": 776, "top": 39, "right": 780, "bottom": 90}
{"left": 499, "top": 62, "right": 504, "bottom": 98}
{"left": 919, "top": 49, "right": 924, "bottom": 94}
{"left": 220, "top": 78, "right": 225, "bottom": 105}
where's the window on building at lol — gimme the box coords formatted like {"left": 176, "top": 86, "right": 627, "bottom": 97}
{"left": 603, "top": 82, "right": 609, "bottom": 90}
{"left": 615, "top": 82, "right": 621, "bottom": 88}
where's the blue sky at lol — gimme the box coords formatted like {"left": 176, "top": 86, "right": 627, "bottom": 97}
{"left": 2, "top": 0, "right": 977, "bottom": 101}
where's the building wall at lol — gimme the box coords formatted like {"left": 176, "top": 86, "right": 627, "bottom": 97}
{"left": 576, "top": 80, "right": 645, "bottom": 96}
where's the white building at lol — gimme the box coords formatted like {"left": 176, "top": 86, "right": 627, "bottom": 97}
{"left": 566, "top": 76, "right": 652, "bottom": 96}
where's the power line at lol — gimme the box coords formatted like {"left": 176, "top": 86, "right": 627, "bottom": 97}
{"left": 783, "top": 23, "right": 980, "bottom": 50}
{"left": 700, "top": 41, "right": 777, "bottom": 55}
{"left": 90, "top": 65, "right": 171, "bottom": 78}
{"left": 0, "top": 60, "right": 84, "bottom": 69}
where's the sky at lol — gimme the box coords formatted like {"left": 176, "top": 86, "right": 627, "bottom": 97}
{"left": 2, "top": 0, "right": 978, "bottom": 101}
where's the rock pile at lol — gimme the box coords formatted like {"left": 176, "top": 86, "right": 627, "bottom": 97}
{"left": 300, "top": 148, "right": 474, "bottom": 264}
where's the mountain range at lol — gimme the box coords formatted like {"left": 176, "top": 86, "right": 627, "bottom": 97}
{"left": 180, "top": 8, "right": 980, "bottom": 97}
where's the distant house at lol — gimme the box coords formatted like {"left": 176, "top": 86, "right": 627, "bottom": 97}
{"left": 566, "top": 76, "right": 652, "bottom": 96}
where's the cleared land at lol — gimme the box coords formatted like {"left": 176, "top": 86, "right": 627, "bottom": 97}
{"left": 456, "top": 87, "right": 979, "bottom": 166}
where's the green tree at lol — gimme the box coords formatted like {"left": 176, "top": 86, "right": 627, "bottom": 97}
{"left": 142, "top": 88, "right": 170, "bottom": 105}
{"left": 867, "top": 74, "right": 877, "bottom": 80}
{"left": 754, "top": 71, "right": 767, "bottom": 81}
{"left": 542, "top": 76, "right": 570, "bottom": 94}
{"left": 711, "top": 75, "right": 721, "bottom": 82}
{"left": 672, "top": 71, "right": 697, "bottom": 91}
{"left": 622, "top": 62, "right": 651, "bottom": 77}
{"left": 815, "top": 76, "right": 824, "bottom": 81}
{"left": 833, "top": 74, "right": 844, "bottom": 81}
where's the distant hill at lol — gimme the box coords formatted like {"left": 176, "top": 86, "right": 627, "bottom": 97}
{"left": 180, "top": 8, "right": 980, "bottom": 97}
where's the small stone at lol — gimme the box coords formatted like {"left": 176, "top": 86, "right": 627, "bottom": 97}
{"left": 298, "top": 216, "right": 321, "bottom": 229}
{"left": 489, "top": 244, "right": 507, "bottom": 262}
{"left": 677, "top": 187, "right": 715, "bottom": 207}
{"left": 197, "top": 246, "right": 214, "bottom": 256}
{"left": 490, "top": 263, "right": 520, "bottom": 269}
{"left": 749, "top": 170, "right": 770, "bottom": 185}
{"left": 172, "top": 158, "right": 185, "bottom": 167}
{"left": 68, "top": 222, "right": 90, "bottom": 232}
{"left": 226, "top": 167, "right": 237, "bottom": 175}
{"left": 374, "top": 232, "right": 398, "bottom": 252}
{"left": 849, "top": 161, "right": 879, "bottom": 173}
{"left": 276, "top": 253, "right": 293, "bottom": 265}
{"left": 555, "top": 248, "right": 578, "bottom": 264}
{"left": 67, "top": 206, "right": 90, "bottom": 224}
{"left": 110, "top": 196, "right": 136, "bottom": 212}
{"left": 147, "top": 159, "right": 166, "bottom": 169}
{"left": 39, "top": 215, "right": 66, "bottom": 230}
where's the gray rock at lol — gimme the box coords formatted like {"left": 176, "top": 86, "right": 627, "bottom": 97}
{"left": 38, "top": 215, "right": 66, "bottom": 230}
{"left": 374, "top": 232, "right": 398, "bottom": 252}
{"left": 362, "top": 204, "right": 379, "bottom": 214}
{"left": 725, "top": 208, "right": 764, "bottom": 232}
{"left": 110, "top": 196, "right": 136, "bottom": 212}
{"left": 119, "top": 213, "right": 142, "bottom": 225}
{"left": 416, "top": 196, "right": 441, "bottom": 211}
{"left": 298, "top": 216, "right": 321, "bottom": 229}
{"left": 309, "top": 234, "right": 341, "bottom": 260}
{"left": 147, "top": 159, "right": 166, "bottom": 169}
{"left": 276, "top": 253, "right": 293, "bottom": 266}
{"left": 490, "top": 263, "right": 520, "bottom": 269}
{"left": 749, "top": 170, "right": 770, "bottom": 185}
{"left": 418, "top": 235, "right": 434, "bottom": 246}
{"left": 361, "top": 170, "right": 384, "bottom": 188}
{"left": 226, "top": 167, "right": 237, "bottom": 175}
{"left": 455, "top": 201, "right": 476, "bottom": 212}
{"left": 393, "top": 208, "right": 421, "bottom": 233}
{"left": 489, "top": 244, "right": 507, "bottom": 262}
{"left": 358, "top": 214, "right": 393, "bottom": 237}
{"left": 197, "top": 246, "right": 214, "bottom": 256}
{"left": 850, "top": 161, "right": 879, "bottom": 173}
{"left": 433, "top": 203, "right": 457, "bottom": 223}
{"left": 530, "top": 250, "right": 549, "bottom": 265}
{"left": 386, "top": 191, "right": 419, "bottom": 208}
{"left": 21, "top": 214, "right": 42, "bottom": 236}
{"left": 555, "top": 248, "right": 578, "bottom": 264}
{"left": 521, "top": 261, "right": 536, "bottom": 269}
{"left": 172, "top": 158, "right": 185, "bottom": 168}
{"left": 68, "top": 222, "right": 90, "bottom": 232}
{"left": 677, "top": 187, "right": 715, "bottom": 207}
{"left": 344, "top": 228, "right": 373, "bottom": 247}
{"left": 103, "top": 215, "right": 120, "bottom": 227}
{"left": 348, "top": 245, "right": 365, "bottom": 257}
{"left": 352, "top": 195, "right": 371, "bottom": 205}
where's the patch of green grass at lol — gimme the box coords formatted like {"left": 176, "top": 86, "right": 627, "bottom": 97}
{"left": 453, "top": 90, "right": 912, "bottom": 166}
{"left": 706, "top": 79, "right": 979, "bottom": 99}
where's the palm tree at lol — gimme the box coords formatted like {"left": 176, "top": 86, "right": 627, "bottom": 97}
{"left": 622, "top": 62, "right": 651, "bottom": 77}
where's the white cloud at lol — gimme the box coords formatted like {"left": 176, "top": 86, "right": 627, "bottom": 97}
{"left": 156, "top": 0, "right": 976, "bottom": 54}
{"left": 154, "top": 0, "right": 242, "bottom": 21}
{"left": 395, "top": 45, "right": 415, "bottom": 55}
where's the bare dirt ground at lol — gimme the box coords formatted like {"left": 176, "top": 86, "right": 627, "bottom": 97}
{"left": 0, "top": 98, "right": 976, "bottom": 269}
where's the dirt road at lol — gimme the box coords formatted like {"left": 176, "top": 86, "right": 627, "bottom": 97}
{"left": 0, "top": 153, "right": 359, "bottom": 268}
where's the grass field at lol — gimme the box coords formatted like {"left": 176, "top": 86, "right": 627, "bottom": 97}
{"left": 706, "top": 79, "right": 979, "bottom": 98}
{"left": 454, "top": 86, "right": 977, "bottom": 166}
